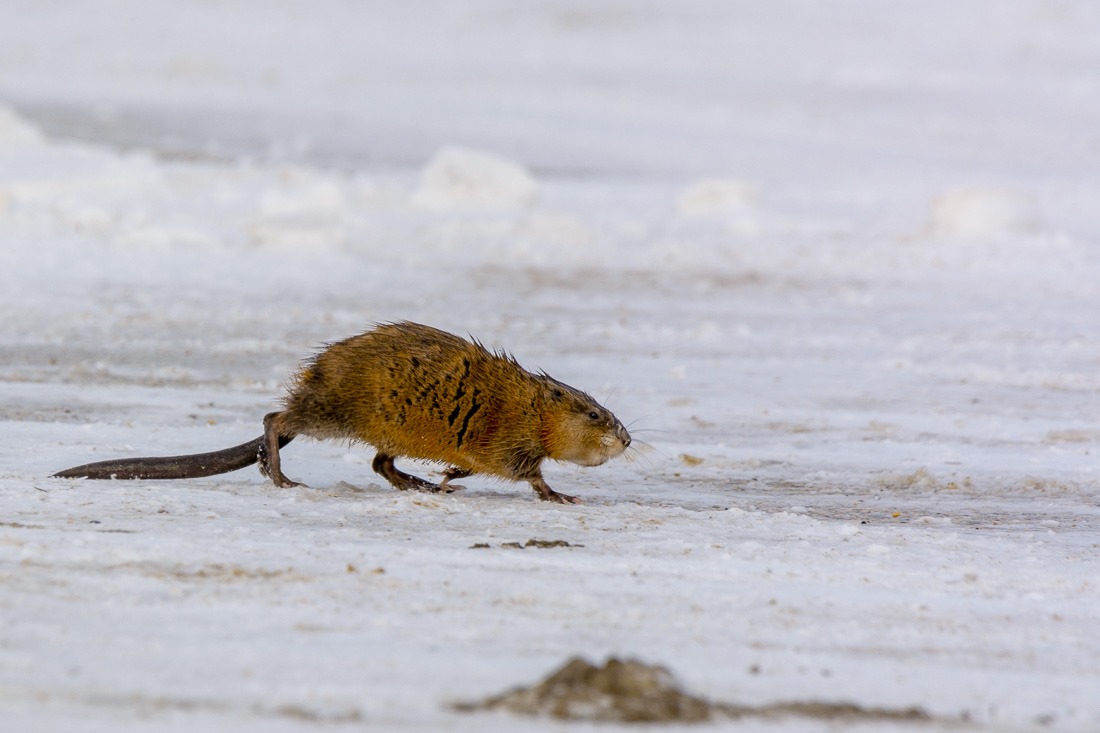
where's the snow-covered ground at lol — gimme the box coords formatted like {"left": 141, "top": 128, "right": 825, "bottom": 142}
{"left": 2, "top": 2, "right": 1099, "bottom": 731}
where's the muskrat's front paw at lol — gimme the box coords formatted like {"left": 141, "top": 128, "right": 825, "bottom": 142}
{"left": 547, "top": 492, "right": 583, "bottom": 505}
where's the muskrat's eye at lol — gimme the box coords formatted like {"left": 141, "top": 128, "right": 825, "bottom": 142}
{"left": 587, "top": 410, "right": 600, "bottom": 421}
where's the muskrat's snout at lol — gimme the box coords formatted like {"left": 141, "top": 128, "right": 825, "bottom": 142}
{"left": 597, "top": 419, "right": 631, "bottom": 463}
{"left": 605, "top": 420, "right": 630, "bottom": 452}
{"left": 616, "top": 421, "right": 632, "bottom": 449}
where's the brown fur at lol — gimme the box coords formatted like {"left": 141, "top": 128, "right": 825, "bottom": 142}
{"left": 56, "top": 322, "right": 631, "bottom": 504}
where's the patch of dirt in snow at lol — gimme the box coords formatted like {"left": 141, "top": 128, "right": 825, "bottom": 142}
{"left": 19, "top": 559, "right": 308, "bottom": 582}
{"left": 9, "top": 689, "right": 364, "bottom": 725}
{"left": 455, "top": 656, "right": 937, "bottom": 725}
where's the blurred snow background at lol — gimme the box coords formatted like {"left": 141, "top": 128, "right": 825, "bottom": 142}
{"left": 1, "top": 1, "right": 1098, "bottom": 731}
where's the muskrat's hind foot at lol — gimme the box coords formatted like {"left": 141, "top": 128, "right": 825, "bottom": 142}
{"left": 439, "top": 467, "right": 472, "bottom": 492}
{"left": 530, "top": 477, "right": 583, "bottom": 505}
{"left": 261, "top": 411, "right": 304, "bottom": 488}
{"left": 372, "top": 453, "right": 445, "bottom": 493}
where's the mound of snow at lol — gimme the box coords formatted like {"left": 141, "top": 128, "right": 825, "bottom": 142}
{"left": 928, "top": 187, "right": 1039, "bottom": 238}
{"left": 411, "top": 146, "right": 538, "bottom": 210}
{"left": 675, "top": 178, "right": 762, "bottom": 235}
{"left": 675, "top": 179, "right": 758, "bottom": 217}
{"left": 0, "top": 104, "right": 44, "bottom": 148}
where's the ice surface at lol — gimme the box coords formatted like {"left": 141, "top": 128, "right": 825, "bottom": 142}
{"left": 1, "top": 2, "right": 1099, "bottom": 731}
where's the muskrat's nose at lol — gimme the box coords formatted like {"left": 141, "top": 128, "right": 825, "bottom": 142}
{"left": 617, "top": 424, "right": 631, "bottom": 448}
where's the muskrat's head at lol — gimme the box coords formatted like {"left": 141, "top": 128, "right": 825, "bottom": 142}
{"left": 539, "top": 377, "right": 631, "bottom": 467}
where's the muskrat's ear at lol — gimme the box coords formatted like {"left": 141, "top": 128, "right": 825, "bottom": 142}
{"left": 550, "top": 387, "right": 565, "bottom": 401}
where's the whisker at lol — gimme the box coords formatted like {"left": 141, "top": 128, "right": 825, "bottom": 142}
{"left": 623, "top": 441, "right": 662, "bottom": 469}
{"left": 626, "top": 427, "right": 667, "bottom": 436}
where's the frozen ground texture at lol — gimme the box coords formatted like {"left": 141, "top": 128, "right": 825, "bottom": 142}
{"left": 1, "top": 1, "right": 1099, "bottom": 731}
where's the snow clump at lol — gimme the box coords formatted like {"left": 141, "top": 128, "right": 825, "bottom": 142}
{"left": 928, "top": 187, "right": 1039, "bottom": 238}
{"left": 675, "top": 178, "right": 758, "bottom": 218}
{"left": 411, "top": 146, "right": 538, "bottom": 210}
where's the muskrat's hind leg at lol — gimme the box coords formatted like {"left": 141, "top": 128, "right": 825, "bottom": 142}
{"left": 439, "top": 467, "right": 472, "bottom": 492}
{"left": 530, "top": 476, "right": 583, "bottom": 505}
{"left": 261, "top": 411, "right": 304, "bottom": 488}
{"left": 372, "top": 453, "right": 445, "bottom": 493}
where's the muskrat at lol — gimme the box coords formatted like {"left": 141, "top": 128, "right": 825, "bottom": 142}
{"left": 54, "top": 322, "right": 631, "bottom": 504}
